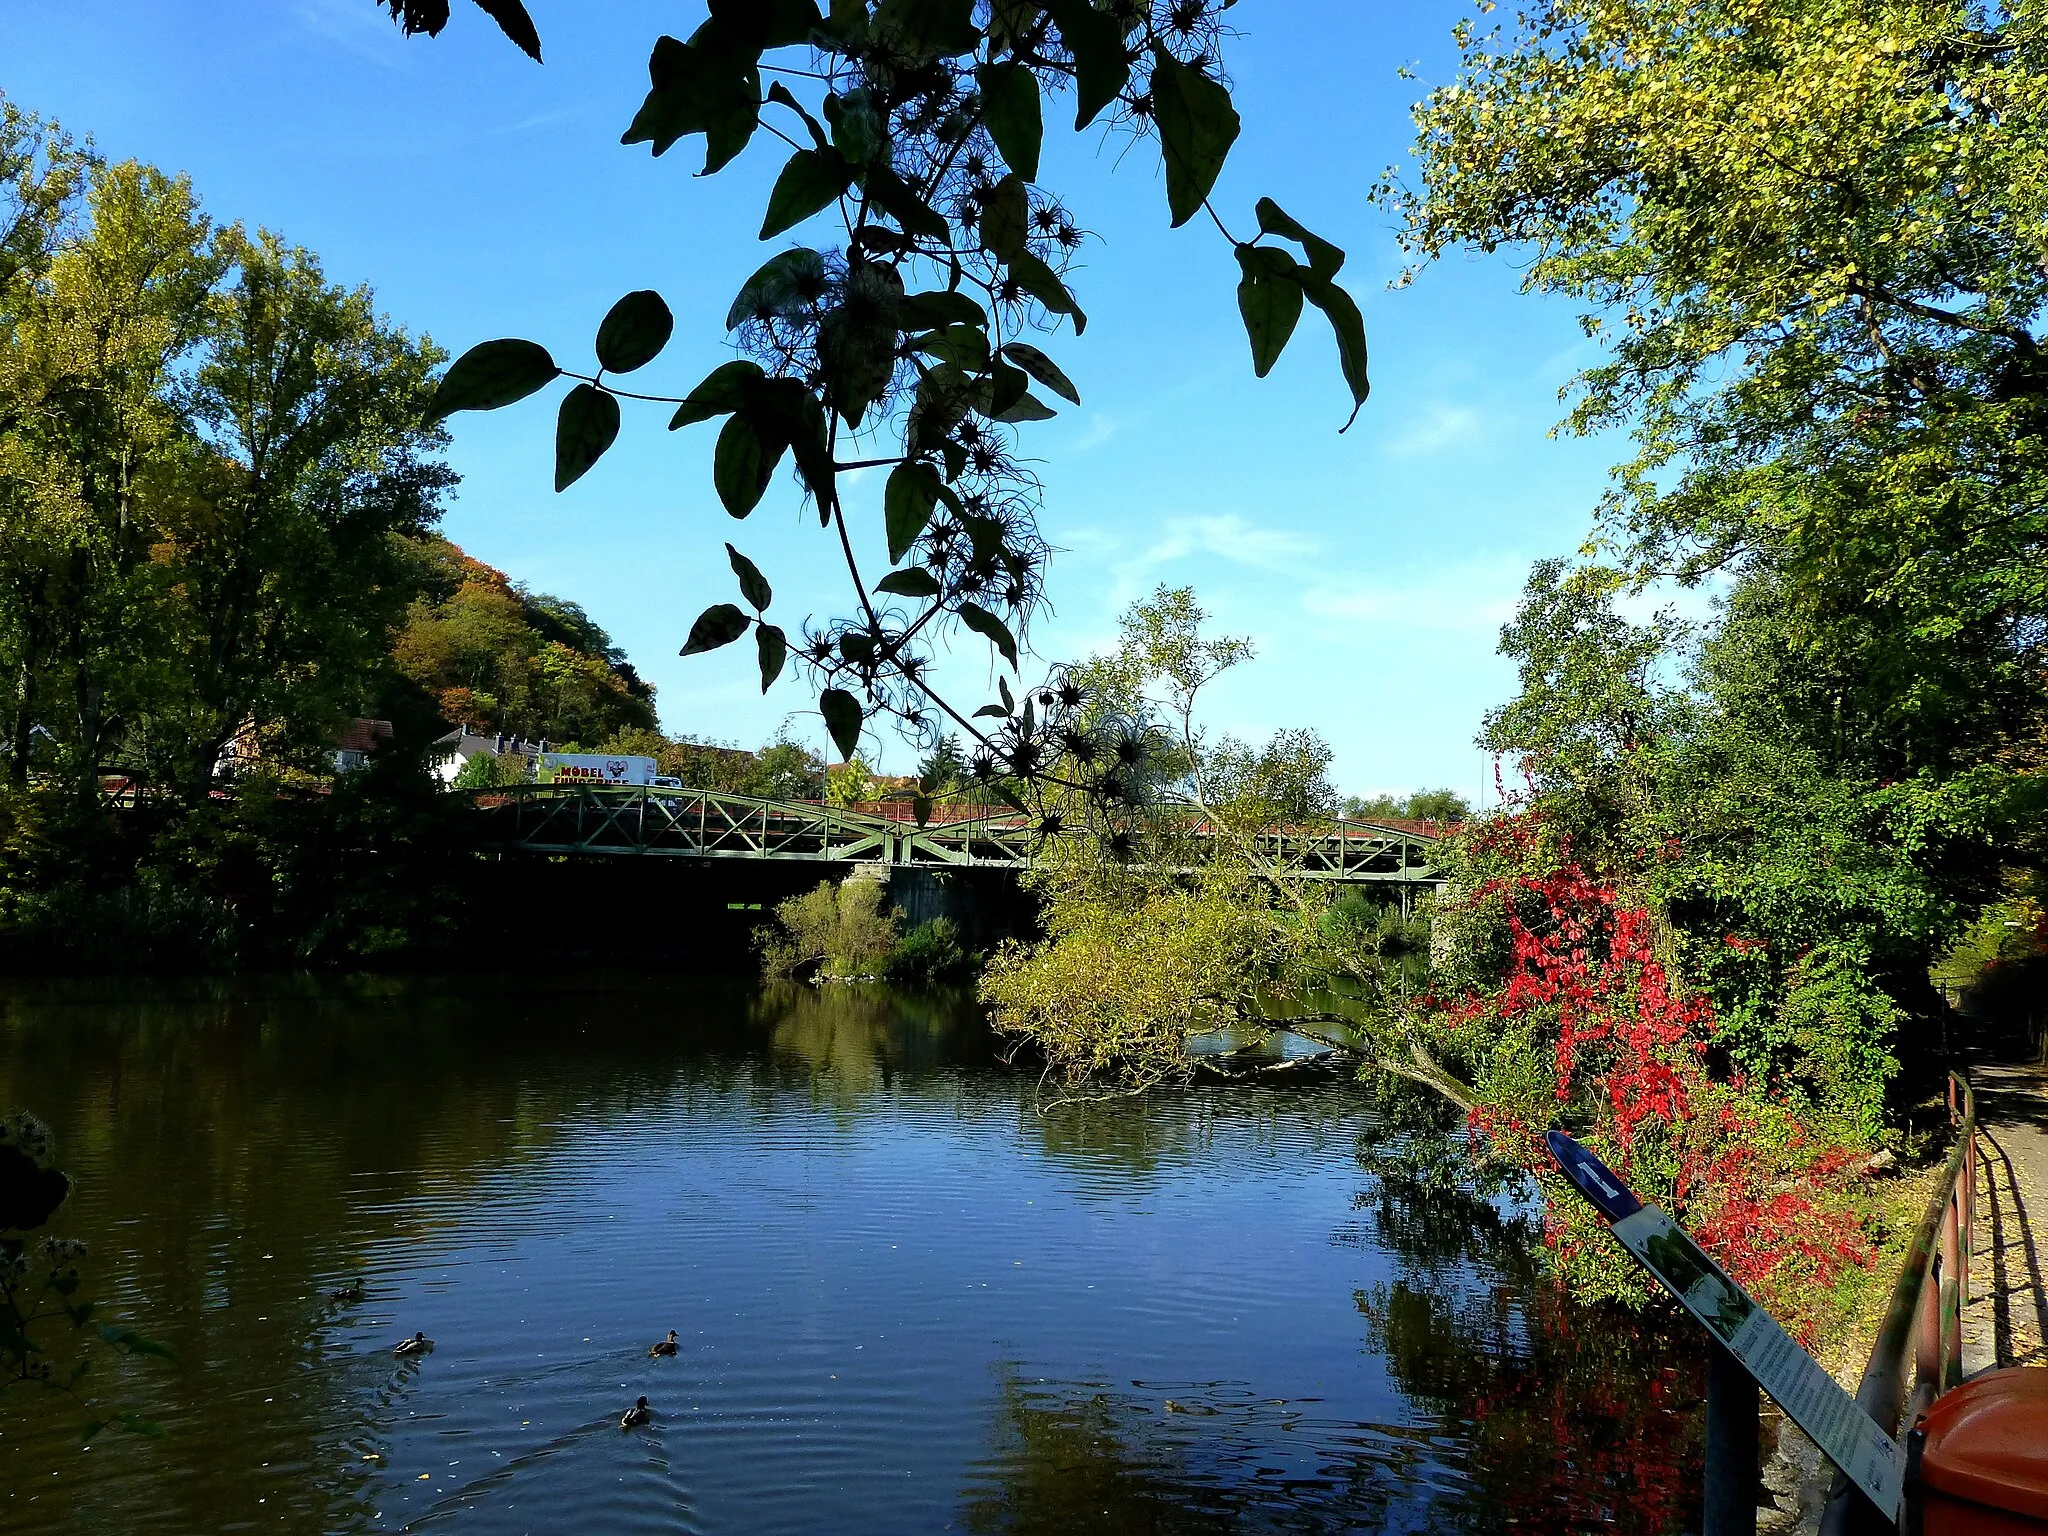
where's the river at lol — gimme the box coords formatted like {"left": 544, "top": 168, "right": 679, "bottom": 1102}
{"left": 0, "top": 974, "right": 1704, "bottom": 1534}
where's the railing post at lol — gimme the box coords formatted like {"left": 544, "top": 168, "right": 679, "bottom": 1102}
{"left": 1705, "top": 1341, "right": 1760, "bottom": 1536}
{"left": 1939, "top": 1193, "right": 1963, "bottom": 1393}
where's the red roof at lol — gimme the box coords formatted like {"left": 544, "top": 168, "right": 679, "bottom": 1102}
{"left": 334, "top": 719, "right": 395, "bottom": 754}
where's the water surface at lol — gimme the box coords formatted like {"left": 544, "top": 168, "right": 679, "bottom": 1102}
{"left": 0, "top": 975, "right": 1703, "bottom": 1533}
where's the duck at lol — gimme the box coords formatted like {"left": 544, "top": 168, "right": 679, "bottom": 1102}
{"left": 648, "top": 1330, "right": 680, "bottom": 1358}
{"left": 330, "top": 1279, "right": 365, "bottom": 1305}
{"left": 393, "top": 1331, "right": 433, "bottom": 1357}
{"left": 620, "top": 1395, "right": 652, "bottom": 1430}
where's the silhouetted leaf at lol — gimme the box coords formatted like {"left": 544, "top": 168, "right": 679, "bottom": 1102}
{"left": 876, "top": 567, "right": 942, "bottom": 598}
{"left": 974, "top": 704, "right": 1007, "bottom": 718}
{"left": 753, "top": 379, "right": 836, "bottom": 517}
{"left": 762, "top": 148, "right": 855, "bottom": 238}
{"left": 472, "top": 0, "right": 542, "bottom": 59}
{"left": 886, "top": 461, "right": 942, "bottom": 562}
{"left": 977, "top": 62, "right": 1043, "bottom": 181}
{"left": 916, "top": 323, "right": 990, "bottom": 372}
{"left": 995, "top": 390, "right": 1056, "bottom": 423}
{"left": 1006, "top": 249, "right": 1087, "bottom": 333}
{"left": 912, "top": 793, "right": 933, "bottom": 828}
{"left": 959, "top": 602, "right": 1019, "bottom": 667}
{"left": 1150, "top": 45, "right": 1240, "bottom": 227}
{"left": 622, "top": 32, "right": 760, "bottom": 171}
{"left": 714, "top": 412, "right": 780, "bottom": 516}
{"left": 980, "top": 173, "right": 1029, "bottom": 259}
{"left": 555, "top": 384, "right": 620, "bottom": 491}
{"left": 999, "top": 341, "right": 1079, "bottom": 403}
{"left": 864, "top": 165, "right": 950, "bottom": 240}
{"left": 1255, "top": 197, "right": 1344, "bottom": 279}
{"left": 671, "top": 359, "right": 766, "bottom": 428}
{"left": 430, "top": 338, "right": 557, "bottom": 420}
{"left": 825, "top": 86, "right": 885, "bottom": 165}
{"left": 984, "top": 357, "right": 1030, "bottom": 418}
{"left": 1301, "top": 271, "right": 1370, "bottom": 429}
{"left": 727, "top": 543, "right": 772, "bottom": 609}
{"left": 1235, "top": 244, "right": 1303, "bottom": 377}
{"left": 766, "top": 79, "right": 828, "bottom": 148}
{"left": 702, "top": 63, "right": 761, "bottom": 173}
{"left": 595, "top": 289, "right": 673, "bottom": 373}
{"left": 710, "top": 0, "right": 822, "bottom": 49}
{"left": 756, "top": 623, "right": 788, "bottom": 690}
{"left": 681, "top": 603, "right": 751, "bottom": 655}
{"left": 820, "top": 688, "right": 863, "bottom": 759}
{"left": 899, "top": 290, "right": 987, "bottom": 330}
{"left": 727, "top": 248, "right": 829, "bottom": 331}
{"left": 1046, "top": 0, "right": 1129, "bottom": 128}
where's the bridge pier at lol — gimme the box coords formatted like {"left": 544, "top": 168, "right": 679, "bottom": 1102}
{"left": 883, "top": 866, "right": 1034, "bottom": 951}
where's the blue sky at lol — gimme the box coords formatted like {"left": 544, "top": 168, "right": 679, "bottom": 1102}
{"left": 0, "top": 2, "right": 1628, "bottom": 802}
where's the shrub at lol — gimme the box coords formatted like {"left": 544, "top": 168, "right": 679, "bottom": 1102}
{"left": 757, "top": 877, "right": 900, "bottom": 981}
{"left": 883, "top": 917, "right": 974, "bottom": 985}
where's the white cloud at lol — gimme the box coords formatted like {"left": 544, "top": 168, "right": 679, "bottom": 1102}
{"left": 1067, "top": 413, "right": 1120, "bottom": 452}
{"left": 1132, "top": 513, "right": 1319, "bottom": 574}
{"left": 1301, "top": 554, "right": 1531, "bottom": 637}
{"left": 1381, "top": 401, "right": 1484, "bottom": 458}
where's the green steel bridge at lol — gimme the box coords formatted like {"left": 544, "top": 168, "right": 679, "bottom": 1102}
{"left": 464, "top": 784, "right": 1445, "bottom": 888}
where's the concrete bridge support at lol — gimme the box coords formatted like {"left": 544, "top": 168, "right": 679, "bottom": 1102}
{"left": 881, "top": 865, "right": 1035, "bottom": 950}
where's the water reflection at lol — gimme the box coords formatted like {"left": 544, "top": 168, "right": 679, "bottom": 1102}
{"left": 1352, "top": 1178, "right": 1703, "bottom": 1533}
{"left": 0, "top": 975, "right": 1700, "bottom": 1535}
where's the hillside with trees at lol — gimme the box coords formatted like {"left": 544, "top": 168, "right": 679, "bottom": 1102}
{"left": 385, "top": 535, "right": 656, "bottom": 748}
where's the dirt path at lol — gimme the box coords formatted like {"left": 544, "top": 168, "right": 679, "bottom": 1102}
{"left": 1963, "top": 1050, "right": 2048, "bottom": 1374}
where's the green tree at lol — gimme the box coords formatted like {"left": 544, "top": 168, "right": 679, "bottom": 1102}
{"left": 1386, "top": 0, "right": 2048, "bottom": 1124}
{"left": 144, "top": 228, "right": 451, "bottom": 795}
{"left": 0, "top": 150, "right": 220, "bottom": 792}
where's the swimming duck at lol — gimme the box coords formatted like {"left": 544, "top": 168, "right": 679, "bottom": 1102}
{"left": 620, "top": 1396, "right": 652, "bottom": 1430}
{"left": 393, "top": 1331, "right": 433, "bottom": 1356}
{"left": 649, "top": 1330, "right": 679, "bottom": 1357}
{"left": 330, "top": 1279, "right": 365, "bottom": 1305}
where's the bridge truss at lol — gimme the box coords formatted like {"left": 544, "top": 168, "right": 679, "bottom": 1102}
{"left": 466, "top": 785, "right": 1443, "bottom": 887}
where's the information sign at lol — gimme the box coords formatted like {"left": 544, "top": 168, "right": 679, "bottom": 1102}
{"left": 1546, "top": 1130, "right": 1905, "bottom": 1522}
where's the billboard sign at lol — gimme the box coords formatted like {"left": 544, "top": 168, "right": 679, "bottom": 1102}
{"left": 534, "top": 753, "right": 658, "bottom": 787}
{"left": 1547, "top": 1130, "right": 1905, "bottom": 1522}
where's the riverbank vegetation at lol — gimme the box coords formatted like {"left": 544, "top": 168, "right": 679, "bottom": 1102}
{"left": 986, "top": 0, "right": 2048, "bottom": 1336}
{"left": 757, "top": 876, "right": 974, "bottom": 985}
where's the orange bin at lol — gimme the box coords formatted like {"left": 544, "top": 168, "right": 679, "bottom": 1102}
{"left": 1921, "top": 1368, "right": 2048, "bottom": 1534}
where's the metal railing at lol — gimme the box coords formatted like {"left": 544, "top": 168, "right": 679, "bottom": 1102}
{"left": 1812, "top": 1071, "right": 1977, "bottom": 1535}
{"left": 1702, "top": 1073, "right": 1976, "bottom": 1535}
{"left": 462, "top": 784, "right": 1447, "bottom": 885}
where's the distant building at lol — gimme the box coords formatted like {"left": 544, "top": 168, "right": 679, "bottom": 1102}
{"left": 429, "top": 728, "right": 547, "bottom": 786}
{"left": 331, "top": 718, "right": 395, "bottom": 774}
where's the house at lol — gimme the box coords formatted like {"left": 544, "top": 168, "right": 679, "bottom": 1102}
{"left": 331, "top": 718, "right": 395, "bottom": 774}
{"left": 429, "top": 727, "right": 548, "bottom": 786}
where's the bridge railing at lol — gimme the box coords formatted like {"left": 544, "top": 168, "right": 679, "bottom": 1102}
{"left": 461, "top": 784, "right": 1445, "bottom": 883}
